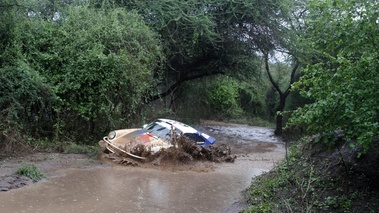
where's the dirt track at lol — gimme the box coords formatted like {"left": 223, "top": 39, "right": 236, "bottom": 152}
{"left": 0, "top": 121, "right": 285, "bottom": 212}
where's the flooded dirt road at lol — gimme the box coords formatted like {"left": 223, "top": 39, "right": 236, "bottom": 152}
{"left": 0, "top": 121, "right": 285, "bottom": 213}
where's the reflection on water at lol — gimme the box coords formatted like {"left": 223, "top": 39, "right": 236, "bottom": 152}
{"left": 207, "top": 125, "right": 280, "bottom": 143}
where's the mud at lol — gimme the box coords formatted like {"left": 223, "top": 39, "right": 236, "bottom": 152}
{"left": 0, "top": 153, "right": 107, "bottom": 192}
{"left": 0, "top": 120, "right": 285, "bottom": 213}
{"left": 0, "top": 174, "right": 34, "bottom": 192}
{"left": 103, "top": 135, "right": 236, "bottom": 167}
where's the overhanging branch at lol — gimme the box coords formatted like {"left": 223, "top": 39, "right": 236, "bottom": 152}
{"left": 264, "top": 52, "right": 283, "bottom": 96}
{"left": 146, "top": 70, "right": 225, "bottom": 103}
{"left": 284, "top": 60, "right": 300, "bottom": 97}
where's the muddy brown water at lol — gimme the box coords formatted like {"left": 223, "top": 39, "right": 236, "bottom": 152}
{"left": 0, "top": 122, "right": 285, "bottom": 213}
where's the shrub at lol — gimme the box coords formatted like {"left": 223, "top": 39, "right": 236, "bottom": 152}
{"left": 206, "top": 76, "right": 243, "bottom": 118}
{"left": 15, "top": 164, "right": 44, "bottom": 181}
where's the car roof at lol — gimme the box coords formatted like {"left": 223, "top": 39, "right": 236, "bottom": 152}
{"left": 156, "top": 118, "right": 198, "bottom": 134}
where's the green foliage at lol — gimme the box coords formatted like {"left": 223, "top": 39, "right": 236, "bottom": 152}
{"left": 207, "top": 77, "right": 241, "bottom": 116}
{"left": 123, "top": 0, "right": 294, "bottom": 103}
{"left": 288, "top": 0, "right": 379, "bottom": 152}
{"left": 15, "top": 164, "right": 44, "bottom": 181}
{"left": 238, "top": 82, "right": 267, "bottom": 116}
{"left": 62, "top": 143, "right": 102, "bottom": 158}
{"left": 244, "top": 137, "right": 379, "bottom": 212}
{"left": 8, "top": 4, "right": 163, "bottom": 141}
{"left": 173, "top": 73, "right": 271, "bottom": 122}
{"left": 267, "top": 62, "right": 294, "bottom": 93}
{"left": 0, "top": 62, "right": 56, "bottom": 131}
{"left": 127, "top": 0, "right": 225, "bottom": 86}
{"left": 133, "top": 0, "right": 220, "bottom": 48}
{"left": 244, "top": 143, "right": 299, "bottom": 212}
{"left": 0, "top": 0, "right": 295, "bottom": 150}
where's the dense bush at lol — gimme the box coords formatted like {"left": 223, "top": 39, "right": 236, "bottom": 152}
{"left": 289, "top": 0, "right": 379, "bottom": 153}
{"left": 3, "top": 7, "right": 163, "bottom": 142}
{"left": 206, "top": 77, "right": 242, "bottom": 117}
{"left": 0, "top": 63, "right": 55, "bottom": 129}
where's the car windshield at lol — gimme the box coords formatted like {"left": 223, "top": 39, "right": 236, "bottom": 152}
{"left": 144, "top": 122, "right": 171, "bottom": 140}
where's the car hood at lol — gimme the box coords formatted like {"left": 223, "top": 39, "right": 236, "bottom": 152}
{"left": 107, "top": 129, "right": 172, "bottom": 154}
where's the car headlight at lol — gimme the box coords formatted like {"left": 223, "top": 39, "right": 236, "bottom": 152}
{"left": 107, "top": 131, "right": 116, "bottom": 140}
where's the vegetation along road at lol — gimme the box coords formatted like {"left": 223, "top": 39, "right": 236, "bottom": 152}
{"left": 1, "top": 0, "right": 378, "bottom": 212}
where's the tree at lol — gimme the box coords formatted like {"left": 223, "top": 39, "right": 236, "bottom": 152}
{"left": 110, "top": 0, "right": 294, "bottom": 109}
{"left": 230, "top": 0, "right": 300, "bottom": 135}
{"left": 134, "top": 0, "right": 236, "bottom": 103}
{"left": 264, "top": 55, "right": 300, "bottom": 135}
{"left": 7, "top": 4, "right": 162, "bottom": 140}
{"left": 289, "top": 0, "right": 379, "bottom": 152}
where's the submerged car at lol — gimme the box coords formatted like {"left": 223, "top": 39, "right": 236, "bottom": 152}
{"left": 99, "top": 118, "right": 216, "bottom": 159}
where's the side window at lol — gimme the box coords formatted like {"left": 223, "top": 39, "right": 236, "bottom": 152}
{"left": 183, "top": 133, "right": 205, "bottom": 144}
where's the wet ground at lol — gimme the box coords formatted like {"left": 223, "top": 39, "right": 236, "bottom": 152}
{"left": 0, "top": 121, "right": 285, "bottom": 213}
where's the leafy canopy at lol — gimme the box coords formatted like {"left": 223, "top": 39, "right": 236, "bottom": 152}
{"left": 289, "top": 0, "right": 379, "bottom": 152}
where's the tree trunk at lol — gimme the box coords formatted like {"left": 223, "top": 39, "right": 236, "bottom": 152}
{"left": 263, "top": 53, "right": 300, "bottom": 136}
{"left": 275, "top": 114, "right": 283, "bottom": 135}
{"left": 275, "top": 96, "right": 286, "bottom": 135}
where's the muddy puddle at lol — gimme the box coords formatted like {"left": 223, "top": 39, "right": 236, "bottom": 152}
{"left": 0, "top": 121, "right": 285, "bottom": 213}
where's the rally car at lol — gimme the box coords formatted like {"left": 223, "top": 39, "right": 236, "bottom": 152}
{"left": 99, "top": 118, "right": 216, "bottom": 159}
